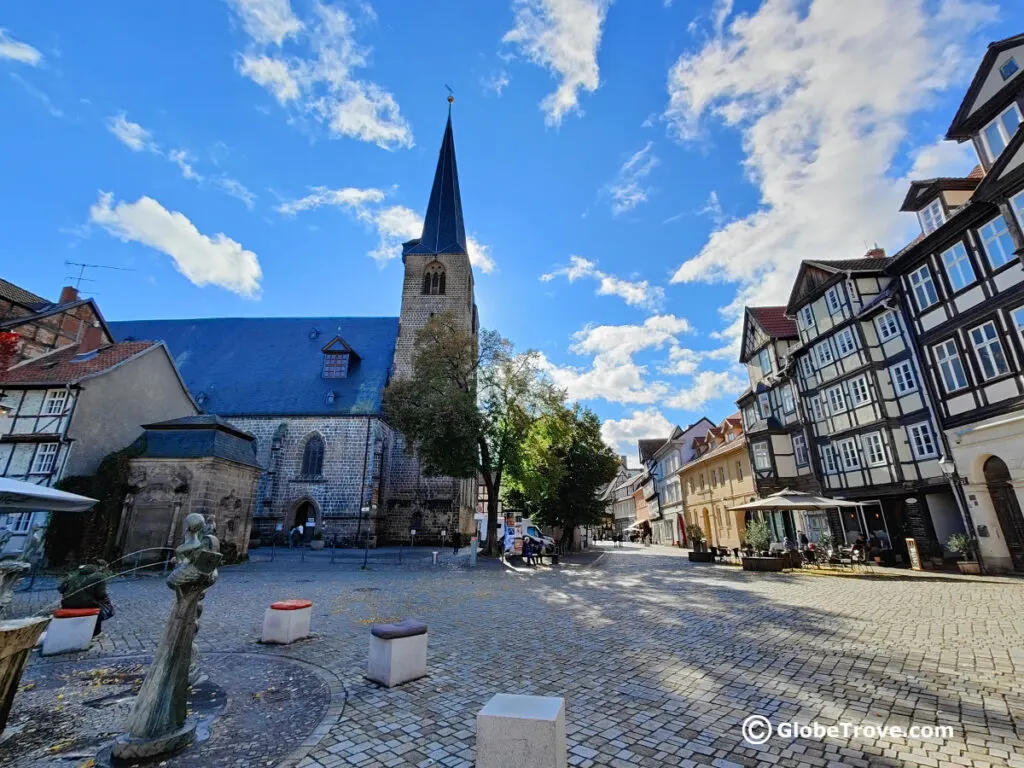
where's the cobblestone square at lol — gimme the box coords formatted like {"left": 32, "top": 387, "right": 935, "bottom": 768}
{"left": 5, "top": 544, "right": 1023, "bottom": 767}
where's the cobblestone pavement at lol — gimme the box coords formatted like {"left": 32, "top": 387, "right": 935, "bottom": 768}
{"left": 6, "top": 544, "right": 1024, "bottom": 768}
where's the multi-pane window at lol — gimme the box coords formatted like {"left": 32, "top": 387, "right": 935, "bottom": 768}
{"left": 793, "top": 434, "right": 808, "bottom": 467}
{"left": 44, "top": 390, "right": 68, "bottom": 415}
{"left": 810, "top": 395, "right": 825, "bottom": 421}
{"left": 800, "top": 305, "right": 815, "bottom": 330}
{"left": 1013, "top": 191, "right": 1024, "bottom": 229}
{"left": 752, "top": 442, "right": 771, "bottom": 470}
{"left": 825, "top": 286, "right": 842, "bottom": 314}
{"left": 781, "top": 384, "right": 795, "bottom": 414}
{"left": 876, "top": 311, "right": 900, "bottom": 341}
{"left": 757, "top": 393, "right": 770, "bottom": 418}
{"left": 1013, "top": 307, "right": 1024, "bottom": 341}
{"left": 815, "top": 341, "right": 834, "bottom": 367}
{"left": 719, "top": 467, "right": 726, "bottom": 485}
{"left": 907, "top": 422, "right": 939, "bottom": 460}
{"left": 743, "top": 405, "right": 757, "bottom": 429}
{"left": 758, "top": 347, "right": 772, "bottom": 375}
{"left": 909, "top": 264, "right": 939, "bottom": 311}
{"left": 322, "top": 352, "right": 349, "bottom": 379}
{"left": 849, "top": 376, "right": 871, "bottom": 406}
{"left": 978, "top": 215, "right": 1017, "bottom": 269}
{"left": 800, "top": 355, "right": 814, "bottom": 378}
{"left": 862, "top": 432, "right": 886, "bottom": 466}
{"left": 981, "top": 102, "right": 1022, "bottom": 161}
{"left": 890, "top": 360, "right": 918, "bottom": 395}
{"left": 933, "top": 339, "right": 969, "bottom": 392}
{"left": 941, "top": 242, "right": 976, "bottom": 292}
{"left": 820, "top": 445, "right": 837, "bottom": 474}
{"left": 825, "top": 385, "right": 846, "bottom": 414}
{"left": 32, "top": 443, "right": 59, "bottom": 474}
{"left": 918, "top": 198, "right": 945, "bottom": 235}
{"left": 969, "top": 321, "right": 1009, "bottom": 380}
{"left": 837, "top": 438, "right": 861, "bottom": 470}
{"left": 835, "top": 328, "right": 857, "bottom": 357}
{"left": 10, "top": 512, "right": 32, "bottom": 533}
{"left": 735, "top": 461, "right": 743, "bottom": 481}
{"left": 300, "top": 435, "right": 325, "bottom": 476}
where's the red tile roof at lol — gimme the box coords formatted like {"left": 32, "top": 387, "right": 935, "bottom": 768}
{"left": 967, "top": 164, "right": 985, "bottom": 180}
{"left": 0, "top": 341, "right": 159, "bottom": 385}
{"left": 748, "top": 306, "right": 797, "bottom": 339}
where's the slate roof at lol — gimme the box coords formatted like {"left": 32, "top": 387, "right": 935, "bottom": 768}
{"left": 109, "top": 317, "right": 399, "bottom": 417}
{"left": 404, "top": 109, "right": 468, "bottom": 257}
{"left": 748, "top": 306, "right": 797, "bottom": 339}
{"left": 803, "top": 257, "right": 891, "bottom": 272}
{"left": 134, "top": 414, "right": 262, "bottom": 470}
{"left": 0, "top": 341, "right": 160, "bottom": 385}
{"left": 638, "top": 438, "right": 667, "bottom": 463}
{"left": 0, "top": 278, "right": 49, "bottom": 310}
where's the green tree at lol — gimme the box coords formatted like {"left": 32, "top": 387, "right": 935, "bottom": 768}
{"left": 383, "top": 312, "right": 559, "bottom": 554}
{"left": 506, "top": 403, "right": 620, "bottom": 550}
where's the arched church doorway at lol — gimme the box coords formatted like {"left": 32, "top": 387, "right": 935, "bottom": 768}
{"left": 984, "top": 456, "right": 1024, "bottom": 572}
{"left": 291, "top": 499, "right": 319, "bottom": 543}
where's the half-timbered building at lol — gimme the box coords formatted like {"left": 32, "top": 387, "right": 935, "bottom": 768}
{"left": 785, "top": 254, "right": 963, "bottom": 563}
{"left": 644, "top": 419, "right": 715, "bottom": 545}
{"left": 887, "top": 33, "right": 1024, "bottom": 572}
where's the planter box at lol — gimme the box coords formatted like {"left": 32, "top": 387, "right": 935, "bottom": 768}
{"left": 957, "top": 560, "right": 981, "bottom": 575}
{"left": 688, "top": 551, "right": 714, "bottom": 563}
{"left": 741, "top": 556, "right": 787, "bottom": 572}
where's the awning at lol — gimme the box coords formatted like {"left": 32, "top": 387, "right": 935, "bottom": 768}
{"left": 0, "top": 477, "right": 97, "bottom": 514}
{"left": 728, "top": 488, "right": 862, "bottom": 512}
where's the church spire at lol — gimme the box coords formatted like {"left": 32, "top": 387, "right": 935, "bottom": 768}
{"left": 404, "top": 98, "right": 467, "bottom": 257}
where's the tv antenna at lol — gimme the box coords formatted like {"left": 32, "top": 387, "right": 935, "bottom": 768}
{"left": 64, "top": 260, "right": 136, "bottom": 290}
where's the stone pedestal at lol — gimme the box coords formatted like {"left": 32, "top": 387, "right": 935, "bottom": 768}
{"left": 366, "top": 620, "right": 427, "bottom": 688}
{"left": 261, "top": 600, "right": 312, "bottom": 644}
{"left": 0, "top": 617, "right": 50, "bottom": 733}
{"left": 0, "top": 562, "right": 30, "bottom": 618}
{"left": 41, "top": 608, "right": 99, "bottom": 656}
{"left": 476, "top": 694, "right": 566, "bottom": 768}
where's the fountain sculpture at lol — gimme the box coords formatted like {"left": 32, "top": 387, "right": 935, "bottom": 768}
{"left": 112, "top": 513, "right": 221, "bottom": 759}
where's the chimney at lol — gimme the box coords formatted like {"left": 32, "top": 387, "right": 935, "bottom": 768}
{"left": 58, "top": 285, "right": 79, "bottom": 304}
{"left": 79, "top": 323, "right": 105, "bottom": 355}
{"left": 865, "top": 247, "right": 886, "bottom": 260}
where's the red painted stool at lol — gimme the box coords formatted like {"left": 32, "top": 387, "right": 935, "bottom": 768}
{"left": 262, "top": 599, "right": 312, "bottom": 644}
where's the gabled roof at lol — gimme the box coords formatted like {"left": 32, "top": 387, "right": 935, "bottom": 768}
{"left": 638, "top": 438, "right": 666, "bottom": 463}
{"left": 404, "top": 106, "right": 467, "bottom": 257}
{"left": 134, "top": 414, "right": 262, "bottom": 470}
{"left": 321, "top": 335, "right": 361, "bottom": 360}
{"left": 899, "top": 176, "right": 982, "bottom": 211}
{"left": 0, "top": 341, "right": 160, "bottom": 385}
{"left": 785, "top": 256, "right": 889, "bottom": 314}
{"left": 0, "top": 298, "right": 114, "bottom": 342}
{"left": 748, "top": 306, "right": 797, "bottom": 340}
{"left": 947, "top": 33, "right": 1024, "bottom": 140}
{"left": 109, "top": 316, "right": 399, "bottom": 417}
{"left": 0, "top": 278, "right": 48, "bottom": 310}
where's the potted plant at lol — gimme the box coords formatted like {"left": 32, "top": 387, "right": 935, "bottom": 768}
{"left": 947, "top": 533, "right": 980, "bottom": 575}
{"left": 685, "top": 524, "right": 713, "bottom": 562}
{"left": 310, "top": 531, "right": 326, "bottom": 550}
{"left": 741, "top": 520, "right": 786, "bottom": 572}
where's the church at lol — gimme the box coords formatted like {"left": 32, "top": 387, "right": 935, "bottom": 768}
{"left": 110, "top": 108, "right": 479, "bottom": 545}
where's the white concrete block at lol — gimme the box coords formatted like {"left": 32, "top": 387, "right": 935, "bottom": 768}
{"left": 476, "top": 694, "right": 567, "bottom": 768}
{"left": 366, "top": 628, "right": 428, "bottom": 687}
{"left": 41, "top": 610, "right": 98, "bottom": 656}
{"left": 261, "top": 600, "right": 312, "bottom": 644}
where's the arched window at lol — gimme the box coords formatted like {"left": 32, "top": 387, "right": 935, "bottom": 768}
{"left": 300, "top": 435, "right": 324, "bottom": 477}
{"left": 422, "top": 262, "right": 446, "bottom": 295}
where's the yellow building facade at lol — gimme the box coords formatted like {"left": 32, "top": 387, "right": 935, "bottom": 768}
{"left": 677, "top": 416, "right": 757, "bottom": 551}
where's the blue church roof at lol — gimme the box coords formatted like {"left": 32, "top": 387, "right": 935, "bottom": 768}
{"left": 404, "top": 107, "right": 467, "bottom": 257}
{"left": 109, "top": 316, "right": 399, "bottom": 417}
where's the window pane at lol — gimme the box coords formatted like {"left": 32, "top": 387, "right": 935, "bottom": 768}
{"left": 1000, "top": 104, "right": 1021, "bottom": 137}
{"left": 980, "top": 216, "right": 1017, "bottom": 269}
{"left": 985, "top": 121, "right": 1008, "bottom": 158}
{"left": 942, "top": 242, "right": 976, "bottom": 292}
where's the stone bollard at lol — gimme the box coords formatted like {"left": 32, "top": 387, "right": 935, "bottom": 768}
{"left": 432, "top": 551, "right": 439, "bottom": 566}
{"left": 41, "top": 608, "right": 99, "bottom": 656}
{"left": 469, "top": 536, "right": 478, "bottom": 567}
{"left": 262, "top": 599, "right": 313, "bottom": 644}
{"left": 476, "top": 694, "right": 566, "bottom": 768}
{"left": 366, "top": 619, "right": 427, "bottom": 688}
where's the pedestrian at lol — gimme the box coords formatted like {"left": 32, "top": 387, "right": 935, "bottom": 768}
{"left": 296, "top": 523, "right": 305, "bottom": 546}
{"left": 799, "top": 532, "right": 809, "bottom": 548}
{"left": 59, "top": 562, "right": 113, "bottom": 637}
{"left": 452, "top": 530, "right": 462, "bottom": 555}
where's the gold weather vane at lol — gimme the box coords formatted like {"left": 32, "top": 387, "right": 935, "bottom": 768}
{"left": 445, "top": 84, "right": 454, "bottom": 106}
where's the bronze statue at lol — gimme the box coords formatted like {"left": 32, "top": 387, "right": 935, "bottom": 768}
{"left": 113, "top": 513, "right": 221, "bottom": 759}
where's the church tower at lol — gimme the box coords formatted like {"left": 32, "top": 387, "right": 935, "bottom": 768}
{"left": 383, "top": 100, "right": 478, "bottom": 541}
{"left": 392, "top": 100, "right": 478, "bottom": 379}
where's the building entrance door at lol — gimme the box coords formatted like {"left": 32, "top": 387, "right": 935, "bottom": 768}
{"left": 984, "top": 456, "right": 1024, "bottom": 572}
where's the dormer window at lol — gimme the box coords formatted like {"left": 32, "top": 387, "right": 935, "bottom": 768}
{"left": 918, "top": 198, "right": 945, "bottom": 235}
{"left": 981, "top": 102, "right": 1022, "bottom": 162}
{"left": 320, "top": 336, "right": 359, "bottom": 379}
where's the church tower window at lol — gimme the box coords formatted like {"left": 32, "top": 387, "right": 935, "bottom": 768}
{"left": 300, "top": 435, "right": 325, "bottom": 477}
{"left": 422, "top": 262, "right": 446, "bottom": 295}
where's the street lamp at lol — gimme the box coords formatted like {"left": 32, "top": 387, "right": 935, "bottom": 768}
{"left": 938, "top": 455, "right": 956, "bottom": 479}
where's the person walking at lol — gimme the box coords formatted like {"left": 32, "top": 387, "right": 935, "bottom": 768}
{"left": 452, "top": 530, "right": 462, "bottom": 555}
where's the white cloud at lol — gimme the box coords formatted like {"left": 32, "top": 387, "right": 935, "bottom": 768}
{"left": 571, "top": 315, "right": 693, "bottom": 363}
{"left": 601, "top": 407, "right": 674, "bottom": 455}
{"left": 9, "top": 73, "right": 62, "bottom": 118}
{"left": 503, "top": 0, "right": 612, "bottom": 125}
{"left": 665, "top": 369, "right": 745, "bottom": 410}
{"left": 697, "top": 190, "right": 725, "bottom": 225}
{"left": 276, "top": 188, "right": 496, "bottom": 272}
{"left": 239, "top": 54, "right": 301, "bottom": 103}
{"left": 169, "top": 148, "right": 202, "bottom": 181}
{"left": 481, "top": 69, "right": 511, "bottom": 96}
{"left": 107, "top": 112, "right": 157, "bottom": 152}
{"left": 213, "top": 176, "right": 257, "bottom": 209}
{"left": 0, "top": 29, "right": 42, "bottom": 65}
{"left": 541, "top": 255, "right": 664, "bottom": 310}
{"left": 663, "top": 0, "right": 996, "bottom": 349}
{"left": 231, "top": 2, "right": 412, "bottom": 149}
{"left": 227, "top": 0, "right": 302, "bottom": 46}
{"left": 89, "top": 192, "right": 262, "bottom": 297}
{"left": 608, "top": 142, "right": 659, "bottom": 215}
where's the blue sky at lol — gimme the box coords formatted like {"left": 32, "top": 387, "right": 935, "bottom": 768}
{"left": 2, "top": 0, "right": 1022, "bottom": 460}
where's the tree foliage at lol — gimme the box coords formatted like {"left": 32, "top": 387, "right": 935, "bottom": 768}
{"left": 383, "top": 312, "right": 560, "bottom": 554}
{"left": 505, "top": 403, "right": 620, "bottom": 548}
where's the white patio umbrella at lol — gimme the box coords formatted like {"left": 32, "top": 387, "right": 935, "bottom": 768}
{"left": 0, "top": 477, "right": 97, "bottom": 514}
{"left": 728, "top": 488, "right": 862, "bottom": 511}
